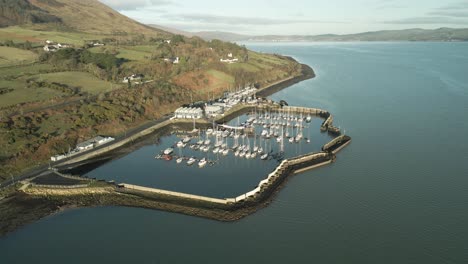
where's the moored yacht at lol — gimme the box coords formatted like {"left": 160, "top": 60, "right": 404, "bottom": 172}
{"left": 187, "top": 157, "right": 196, "bottom": 166}
{"left": 198, "top": 158, "right": 207, "bottom": 168}
{"left": 163, "top": 148, "right": 174, "bottom": 155}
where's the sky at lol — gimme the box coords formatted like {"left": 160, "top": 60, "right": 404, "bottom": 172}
{"left": 99, "top": 0, "right": 468, "bottom": 35}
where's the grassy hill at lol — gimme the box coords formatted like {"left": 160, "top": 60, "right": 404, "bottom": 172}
{"left": 0, "top": 0, "right": 303, "bottom": 181}
{"left": 0, "top": 0, "right": 61, "bottom": 27}
{"left": 28, "top": 0, "right": 167, "bottom": 36}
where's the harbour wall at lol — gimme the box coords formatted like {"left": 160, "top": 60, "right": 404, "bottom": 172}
{"left": 115, "top": 151, "right": 337, "bottom": 209}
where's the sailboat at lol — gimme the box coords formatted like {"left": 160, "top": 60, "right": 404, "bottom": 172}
{"left": 187, "top": 157, "right": 196, "bottom": 166}
{"left": 198, "top": 158, "right": 207, "bottom": 168}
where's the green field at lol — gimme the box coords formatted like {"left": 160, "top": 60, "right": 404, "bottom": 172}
{"left": 0, "top": 70, "right": 121, "bottom": 108}
{"left": 33, "top": 72, "right": 121, "bottom": 94}
{"left": 0, "top": 64, "right": 55, "bottom": 78}
{"left": 90, "top": 45, "right": 154, "bottom": 61}
{"left": 0, "top": 46, "right": 38, "bottom": 67}
{"left": 0, "top": 26, "right": 103, "bottom": 46}
{"left": 0, "top": 80, "right": 65, "bottom": 108}
{"left": 207, "top": 70, "right": 234, "bottom": 82}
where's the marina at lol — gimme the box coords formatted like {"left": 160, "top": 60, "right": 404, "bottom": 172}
{"left": 83, "top": 110, "right": 335, "bottom": 198}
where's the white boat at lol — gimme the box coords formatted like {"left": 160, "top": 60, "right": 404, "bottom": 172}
{"left": 204, "top": 139, "right": 211, "bottom": 145}
{"left": 187, "top": 157, "right": 196, "bottom": 166}
{"left": 176, "top": 157, "right": 184, "bottom": 164}
{"left": 234, "top": 150, "right": 240, "bottom": 156}
{"left": 295, "top": 133, "right": 303, "bottom": 142}
{"left": 251, "top": 152, "right": 257, "bottom": 159}
{"left": 245, "top": 152, "right": 252, "bottom": 159}
{"left": 232, "top": 144, "right": 239, "bottom": 150}
{"left": 197, "top": 140, "right": 204, "bottom": 145}
{"left": 206, "top": 129, "right": 214, "bottom": 135}
{"left": 182, "top": 136, "right": 191, "bottom": 144}
{"left": 176, "top": 141, "right": 186, "bottom": 148}
{"left": 306, "top": 115, "right": 312, "bottom": 123}
{"left": 202, "top": 146, "right": 210, "bottom": 152}
{"left": 222, "top": 149, "right": 229, "bottom": 156}
{"left": 276, "top": 137, "right": 282, "bottom": 143}
{"left": 260, "top": 153, "right": 268, "bottom": 160}
{"left": 163, "top": 148, "right": 174, "bottom": 155}
{"left": 239, "top": 151, "right": 246, "bottom": 158}
{"left": 257, "top": 147, "right": 263, "bottom": 154}
{"left": 289, "top": 137, "right": 294, "bottom": 143}
{"left": 198, "top": 158, "right": 207, "bottom": 168}
{"left": 212, "top": 147, "right": 220, "bottom": 154}
{"left": 253, "top": 146, "right": 259, "bottom": 152}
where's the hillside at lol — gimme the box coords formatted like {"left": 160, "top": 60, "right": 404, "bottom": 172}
{"left": 0, "top": 0, "right": 304, "bottom": 181}
{"left": 0, "top": 0, "right": 166, "bottom": 36}
{"left": 0, "top": 0, "right": 61, "bottom": 27}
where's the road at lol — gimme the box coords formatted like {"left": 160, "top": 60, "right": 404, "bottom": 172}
{"left": 0, "top": 115, "right": 172, "bottom": 189}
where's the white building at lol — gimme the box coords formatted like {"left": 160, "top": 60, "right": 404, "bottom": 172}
{"left": 123, "top": 74, "right": 144, "bottom": 83}
{"left": 220, "top": 58, "right": 239, "bottom": 64}
{"left": 174, "top": 107, "right": 203, "bottom": 119}
{"left": 50, "top": 154, "right": 66, "bottom": 162}
{"left": 75, "top": 136, "right": 115, "bottom": 151}
{"left": 205, "top": 105, "right": 223, "bottom": 117}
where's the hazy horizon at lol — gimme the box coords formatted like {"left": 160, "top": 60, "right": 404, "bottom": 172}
{"left": 100, "top": 0, "right": 468, "bottom": 35}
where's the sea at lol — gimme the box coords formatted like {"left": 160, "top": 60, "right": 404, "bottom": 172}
{"left": 1, "top": 42, "right": 467, "bottom": 263}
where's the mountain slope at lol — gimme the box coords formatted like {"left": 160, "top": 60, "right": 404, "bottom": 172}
{"left": 24, "top": 0, "right": 167, "bottom": 36}
{"left": 0, "top": 0, "right": 62, "bottom": 27}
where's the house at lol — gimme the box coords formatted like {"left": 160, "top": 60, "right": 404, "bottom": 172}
{"left": 75, "top": 136, "right": 115, "bottom": 152}
{"left": 50, "top": 154, "right": 66, "bottom": 162}
{"left": 43, "top": 45, "right": 58, "bottom": 52}
{"left": 220, "top": 58, "right": 239, "bottom": 63}
{"left": 76, "top": 140, "right": 95, "bottom": 151}
{"left": 174, "top": 107, "right": 203, "bottom": 119}
{"left": 228, "top": 53, "right": 233, "bottom": 58}
{"left": 165, "top": 40, "right": 171, "bottom": 44}
{"left": 123, "top": 74, "right": 144, "bottom": 83}
{"left": 164, "top": 57, "right": 180, "bottom": 64}
{"left": 43, "top": 41, "right": 71, "bottom": 52}
{"left": 94, "top": 136, "right": 115, "bottom": 145}
{"left": 205, "top": 105, "right": 223, "bottom": 117}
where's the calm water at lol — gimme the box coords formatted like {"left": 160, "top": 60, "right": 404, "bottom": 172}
{"left": 1, "top": 42, "right": 467, "bottom": 263}
{"left": 83, "top": 114, "right": 333, "bottom": 198}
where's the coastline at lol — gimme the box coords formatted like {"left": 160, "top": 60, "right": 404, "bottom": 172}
{"left": 0, "top": 62, "right": 351, "bottom": 238}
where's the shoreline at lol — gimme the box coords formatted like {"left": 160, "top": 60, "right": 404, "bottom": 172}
{"left": 0, "top": 62, "right": 352, "bottom": 238}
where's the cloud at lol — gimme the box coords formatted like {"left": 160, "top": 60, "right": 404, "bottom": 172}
{"left": 160, "top": 13, "right": 344, "bottom": 26}
{"left": 428, "top": 1, "right": 468, "bottom": 18}
{"left": 382, "top": 1, "right": 468, "bottom": 25}
{"left": 428, "top": 10, "right": 468, "bottom": 18}
{"left": 99, "top": 0, "right": 175, "bottom": 11}
{"left": 434, "top": 1, "right": 468, "bottom": 10}
{"left": 382, "top": 16, "right": 468, "bottom": 25}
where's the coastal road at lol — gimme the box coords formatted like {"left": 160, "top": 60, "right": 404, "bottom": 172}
{"left": 0, "top": 115, "right": 172, "bottom": 189}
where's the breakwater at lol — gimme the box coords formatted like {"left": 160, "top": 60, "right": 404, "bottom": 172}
{"left": 107, "top": 134, "right": 351, "bottom": 218}
{"left": 10, "top": 83, "right": 352, "bottom": 225}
